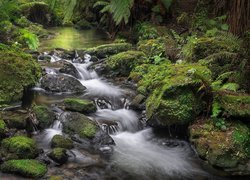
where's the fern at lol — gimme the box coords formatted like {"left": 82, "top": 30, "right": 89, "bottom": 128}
{"left": 220, "top": 83, "right": 239, "bottom": 92}
{"left": 20, "top": 29, "right": 39, "bottom": 50}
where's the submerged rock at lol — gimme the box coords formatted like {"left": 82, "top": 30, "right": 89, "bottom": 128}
{"left": 0, "top": 159, "right": 47, "bottom": 178}
{"left": 51, "top": 135, "right": 74, "bottom": 149}
{"left": 33, "top": 105, "right": 56, "bottom": 129}
{"left": 189, "top": 119, "right": 250, "bottom": 175}
{"left": 40, "top": 74, "right": 86, "bottom": 93}
{"left": 48, "top": 148, "right": 68, "bottom": 165}
{"left": 61, "top": 112, "right": 114, "bottom": 152}
{"left": 64, "top": 98, "right": 97, "bottom": 114}
{"left": 85, "top": 43, "right": 132, "bottom": 59}
{"left": 0, "top": 136, "right": 39, "bottom": 160}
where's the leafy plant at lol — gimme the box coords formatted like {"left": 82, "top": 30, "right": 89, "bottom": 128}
{"left": 20, "top": 29, "right": 39, "bottom": 50}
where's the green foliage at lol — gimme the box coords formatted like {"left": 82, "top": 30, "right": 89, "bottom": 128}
{"left": 135, "top": 22, "right": 159, "bottom": 40}
{"left": 19, "top": 29, "right": 39, "bottom": 50}
{"left": 0, "top": 159, "right": 47, "bottom": 178}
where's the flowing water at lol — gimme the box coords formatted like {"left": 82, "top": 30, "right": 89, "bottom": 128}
{"left": 30, "top": 49, "right": 220, "bottom": 180}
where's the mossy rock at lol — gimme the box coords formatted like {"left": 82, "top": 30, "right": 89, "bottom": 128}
{"left": 131, "top": 63, "right": 211, "bottom": 127}
{"left": 216, "top": 93, "right": 250, "bottom": 121}
{"left": 48, "top": 148, "right": 68, "bottom": 165}
{"left": 189, "top": 119, "right": 250, "bottom": 175}
{"left": 75, "top": 19, "right": 92, "bottom": 30}
{"left": 1, "top": 136, "right": 39, "bottom": 159}
{"left": 0, "top": 119, "right": 8, "bottom": 138}
{"left": 137, "top": 38, "right": 166, "bottom": 58}
{"left": 0, "top": 159, "right": 47, "bottom": 178}
{"left": 51, "top": 135, "right": 74, "bottom": 149}
{"left": 0, "top": 49, "right": 41, "bottom": 104}
{"left": 85, "top": 43, "right": 133, "bottom": 58}
{"left": 64, "top": 98, "right": 96, "bottom": 114}
{"left": 33, "top": 105, "right": 56, "bottom": 129}
{"left": 106, "top": 50, "right": 147, "bottom": 76}
{"left": 61, "top": 112, "right": 114, "bottom": 151}
{"left": 0, "top": 110, "right": 28, "bottom": 129}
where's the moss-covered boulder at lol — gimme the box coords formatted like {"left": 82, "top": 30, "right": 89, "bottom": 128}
{"left": 85, "top": 43, "right": 132, "bottom": 59}
{"left": 51, "top": 135, "right": 74, "bottom": 149}
{"left": 33, "top": 105, "right": 56, "bottom": 129}
{"left": 1, "top": 136, "right": 39, "bottom": 159}
{"left": 216, "top": 93, "right": 250, "bottom": 121}
{"left": 106, "top": 50, "right": 147, "bottom": 76}
{"left": 0, "top": 110, "right": 28, "bottom": 129}
{"left": 189, "top": 119, "right": 250, "bottom": 175}
{"left": 131, "top": 63, "right": 211, "bottom": 127}
{"left": 48, "top": 148, "right": 68, "bottom": 165}
{"left": 64, "top": 98, "right": 97, "bottom": 114}
{"left": 61, "top": 112, "right": 114, "bottom": 151}
{"left": 0, "top": 119, "right": 8, "bottom": 139}
{"left": 0, "top": 159, "right": 47, "bottom": 178}
{"left": 0, "top": 49, "right": 41, "bottom": 104}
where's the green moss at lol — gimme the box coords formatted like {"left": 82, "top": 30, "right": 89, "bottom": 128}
{"left": 0, "top": 111, "right": 28, "bottom": 129}
{"left": 86, "top": 43, "right": 132, "bottom": 58}
{"left": 106, "top": 50, "right": 147, "bottom": 76}
{"left": 217, "top": 94, "right": 250, "bottom": 120}
{"left": 80, "top": 122, "right": 97, "bottom": 138}
{"left": 0, "top": 119, "right": 7, "bottom": 138}
{"left": 51, "top": 135, "right": 74, "bottom": 149}
{"left": 189, "top": 119, "right": 250, "bottom": 169}
{"left": 33, "top": 105, "right": 56, "bottom": 129}
{"left": 64, "top": 98, "right": 96, "bottom": 114}
{"left": 1, "top": 136, "right": 38, "bottom": 159}
{"left": 0, "top": 159, "right": 47, "bottom": 178}
{"left": 131, "top": 63, "right": 211, "bottom": 126}
{"left": 0, "top": 49, "right": 41, "bottom": 104}
{"left": 48, "top": 148, "right": 68, "bottom": 165}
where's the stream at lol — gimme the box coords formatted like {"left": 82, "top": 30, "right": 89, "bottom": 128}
{"left": 1, "top": 28, "right": 224, "bottom": 179}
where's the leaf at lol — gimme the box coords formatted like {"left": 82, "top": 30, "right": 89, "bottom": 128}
{"left": 221, "top": 24, "right": 229, "bottom": 31}
{"left": 220, "top": 83, "right": 239, "bottom": 92}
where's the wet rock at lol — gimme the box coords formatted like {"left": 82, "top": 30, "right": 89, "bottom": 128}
{"left": 129, "top": 94, "right": 146, "bottom": 111}
{"left": 64, "top": 98, "right": 97, "bottom": 114}
{"left": 33, "top": 105, "right": 56, "bottom": 129}
{"left": 51, "top": 135, "right": 74, "bottom": 149}
{"left": 52, "top": 49, "right": 75, "bottom": 60}
{"left": 40, "top": 74, "right": 86, "bottom": 93}
{"left": 90, "top": 56, "right": 99, "bottom": 62}
{"left": 48, "top": 148, "right": 68, "bottom": 165}
{"left": 0, "top": 110, "right": 29, "bottom": 129}
{"left": 54, "top": 60, "right": 80, "bottom": 78}
{"left": 85, "top": 43, "right": 133, "bottom": 59}
{"left": 0, "top": 136, "right": 39, "bottom": 160}
{"left": 189, "top": 119, "right": 250, "bottom": 175}
{"left": 61, "top": 112, "right": 114, "bottom": 152}
{"left": 0, "top": 159, "right": 47, "bottom": 178}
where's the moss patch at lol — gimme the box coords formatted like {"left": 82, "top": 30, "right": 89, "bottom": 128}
{"left": 33, "top": 105, "right": 56, "bottom": 129}
{"left": 79, "top": 122, "right": 97, "bottom": 138}
{"left": 0, "top": 159, "right": 47, "bottom": 178}
{"left": 1, "top": 136, "right": 38, "bottom": 159}
{"left": 106, "top": 50, "right": 147, "bottom": 76}
{"left": 0, "top": 49, "right": 41, "bottom": 104}
{"left": 51, "top": 135, "right": 74, "bottom": 149}
{"left": 48, "top": 148, "right": 68, "bottom": 165}
{"left": 0, "top": 119, "right": 7, "bottom": 138}
{"left": 64, "top": 98, "right": 96, "bottom": 114}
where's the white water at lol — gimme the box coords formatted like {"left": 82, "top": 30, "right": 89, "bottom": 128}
{"left": 36, "top": 52, "right": 209, "bottom": 179}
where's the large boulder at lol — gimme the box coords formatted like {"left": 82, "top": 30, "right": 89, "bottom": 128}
{"left": 189, "top": 119, "right": 250, "bottom": 175}
{"left": 0, "top": 110, "right": 29, "bottom": 129}
{"left": 64, "top": 98, "right": 97, "bottom": 114}
{"left": 105, "top": 50, "right": 147, "bottom": 76}
{"left": 40, "top": 74, "right": 86, "bottom": 93}
{"left": 0, "top": 159, "right": 47, "bottom": 178}
{"left": 85, "top": 43, "right": 132, "bottom": 59}
{"left": 0, "top": 49, "right": 41, "bottom": 104}
{"left": 51, "top": 135, "right": 74, "bottom": 149}
{"left": 131, "top": 63, "right": 211, "bottom": 127}
{"left": 61, "top": 112, "right": 114, "bottom": 151}
{"left": 0, "top": 136, "right": 39, "bottom": 160}
{"left": 33, "top": 105, "right": 56, "bottom": 129}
